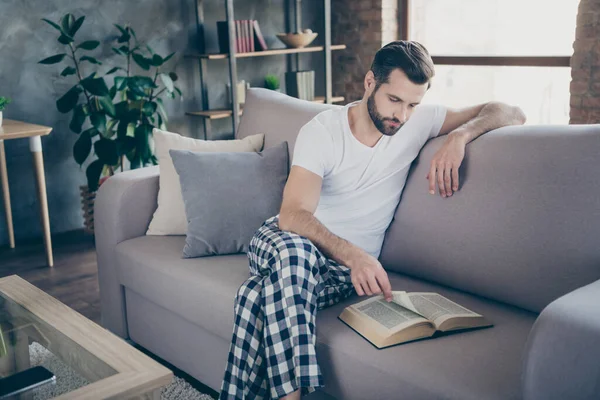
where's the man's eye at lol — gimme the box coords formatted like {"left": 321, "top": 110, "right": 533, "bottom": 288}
{"left": 409, "top": 104, "right": 416, "bottom": 108}
{"left": 389, "top": 98, "right": 399, "bottom": 103}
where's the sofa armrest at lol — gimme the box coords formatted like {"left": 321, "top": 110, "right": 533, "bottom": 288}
{"left": 522, "top": 278, "right": 600, "bottom": 400}
{"left": 94, "top": 166, "right": 159, "bottom": 338}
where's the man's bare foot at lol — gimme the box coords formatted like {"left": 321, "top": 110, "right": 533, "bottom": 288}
{"left": 280, "top": 389, "right": 301, "bottom": 400}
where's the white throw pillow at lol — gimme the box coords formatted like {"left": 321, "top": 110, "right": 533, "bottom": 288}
{"left": 146, "top": 128, "right": 265, "bottom": 235}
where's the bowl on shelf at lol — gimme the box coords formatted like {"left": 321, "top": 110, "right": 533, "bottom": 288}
{"left": 276, "top": 32, "right": 318, "bottom": 48}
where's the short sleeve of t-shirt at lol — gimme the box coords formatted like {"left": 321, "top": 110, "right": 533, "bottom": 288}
{"left": 419, "top": 104, "right": 448, "bottom": 139}
{"left": 291, "top": 119, "right": 334, "bottom": 178}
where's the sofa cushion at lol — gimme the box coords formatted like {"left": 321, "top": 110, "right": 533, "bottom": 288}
{"left": 315, "top": 276, "right": 537, "bottom": 400}
{"left": 146, "top": 128, "right": 264, "bottom": 236}
{"left": 170, "top": 142, "right": 289, "bottom": 258}
{"left": 115, "top": 235, "right": 536, "bottom": 400}
{"left": 236, "top": 88, "right": 340, "bottom": 161}
{"left": 115, "top": 235, "right": 250, "bottom": 340}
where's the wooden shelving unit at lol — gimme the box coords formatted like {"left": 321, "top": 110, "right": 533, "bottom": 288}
{"left": 186, "top": 44, "right": 347, "bottom": 60}
{"left": 186, "top": 96, "right": 345, "bottom": 120}
{"left": 191, "top": 0, "right": 342, "bottom": 139}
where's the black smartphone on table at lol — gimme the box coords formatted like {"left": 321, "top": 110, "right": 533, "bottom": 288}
{"left": 0, "top": 366, "right": 56, "bottom": 399}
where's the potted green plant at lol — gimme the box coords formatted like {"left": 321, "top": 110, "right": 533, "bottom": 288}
{"left": 264, "top": 74, "right": 281, "bottom": 92}
{"left": 39, "top": 13, "right": 182, "bottom": 233}
{"left": 0, "top": 97, "right": 11, "bottom": 127}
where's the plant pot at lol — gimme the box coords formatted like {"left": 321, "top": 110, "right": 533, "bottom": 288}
{"left": 0, "top": 111, "right": 3, "bottom": 127}
{"left": 80, "top": 185, "right": 97, "bottom": 235}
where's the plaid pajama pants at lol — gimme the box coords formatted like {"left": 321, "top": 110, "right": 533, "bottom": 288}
{"left": 219, "top": 216, "right": 356, "bottom": 400}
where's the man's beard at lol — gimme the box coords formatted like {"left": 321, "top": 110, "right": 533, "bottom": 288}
{"left": 367, "top": 92, "right": 403, "bottom": 136}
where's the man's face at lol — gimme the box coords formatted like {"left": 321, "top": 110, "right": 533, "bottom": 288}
{"left": 366, "top": 69, "right": 428, "bottom": 136}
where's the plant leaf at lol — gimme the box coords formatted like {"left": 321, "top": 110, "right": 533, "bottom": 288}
{"left": 39, "top": 54, "right": 67, "bottom": 65}
{"left": 61, "top": 14, "right": 75, "bottom": 35}
{"left": 163, "top": 52, "right": 175, "bottom": 63}
{"left": 116, "top": 136, "right": 136, "bottom": 156}
{"left": 132, "top": 53, "right": 150, "bottom": 70}
{"left": 90, "top": 112, "right": 107, "bottom": 133}
{"left": 142, "top": 101, "right": 157, "bottom": 116}
{"left": 112, "top": 47, "right": 125, "bottom": 56}
{"left": 77, "top": 40, "right": 100, "bottom": 50}
{"left": 159, "top": 73, "right": 174, "bottom": 93}
{"left": 56, "top": 85, "right": 82, "bottom": 113}
{"left": 58, "top": 34, "right": 74, "bottom": 44}
{"left": 81, "top": 77, "right": 109, "bottom": 96}
{"left": 117, "top": 31, "right": 131, "bottom": 43}
{"left": 94, "top": 138, "right": 119, "bottom": 165}
{"left": 80, "top": 55, "right": 102, "bottom": 65}
{"left": 174, "top": 87, "right": 182, "bottom": 97}
{"left": 128, "top": 26, "right": 137, "bottom": 41}
{"left": 114, "top": 24, "right": 127, "bottom": 35}
{"left": 168, "top": 72, "right": 178, "bottom": 82}
{"left": 106, "top": 66, "right": 122, "bottom": 75}
{"left": 73, "top": 129, "right": 92, "bottom": 165}
{"left": 81, "top": 127, "right": 99, "bottom": 137}
{"left": 156, "top": 98, "right": 168, "bottom": 122}
{"left": 60, "top": 66, "right": 77, "bottom": 76}
{"left": 129, "top": 76, "right": 156, "bottom": 90}
{"left": 69, "top": 104, "right": 87, "bottom": 133}
{"left": 86, "top": 160, "right": 104, "bottom": 191}
{"left": 98, "top": 96, "right": 116, "bottom": 117}
{"left": 151, "top": 54, "right": 163, "bottom": 67}
{"left": 70, "top": 16, "right": 85, "bottom": 37}
{"left": 41, "top": 18, "right": 63, "bottom": 33}
{"left": 114, "top": 76, "right": 128, "bottom": 91}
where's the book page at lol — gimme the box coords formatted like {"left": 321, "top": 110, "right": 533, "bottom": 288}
{"left": 354, "top": 296, "right": 427, "bottom": 331}
{"left": 405, "top": 293, "right": 481, "bottom": 326}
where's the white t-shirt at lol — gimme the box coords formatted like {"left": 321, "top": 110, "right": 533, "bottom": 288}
{"left": 291, "top": 101, "right": 447, "bottom": 259}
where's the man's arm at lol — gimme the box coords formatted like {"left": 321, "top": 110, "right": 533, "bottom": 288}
{"left": 278, "top": 166, "right": 393, "bottom": 300}
{"left": 438, "top": 101, "right": 527, "bottom": 141}
{"left": 278, "top": 166, "right": 353, "bottom": 264}
{"left": 428, "top": 102, "right": 526, "bottom": 197}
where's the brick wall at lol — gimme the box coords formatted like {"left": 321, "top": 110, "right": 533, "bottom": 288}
{"left": 570, "top": 0, "right": 600, "bottom": 123}
{"left": 332, "top": 0, "right": 399, "bottom": 102}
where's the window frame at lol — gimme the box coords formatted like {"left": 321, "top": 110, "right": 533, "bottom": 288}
{"left": 400, "top": 0, "right": 572, "bottom": 67}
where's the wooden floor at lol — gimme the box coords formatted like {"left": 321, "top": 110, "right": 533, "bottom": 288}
{"left": 0, "top": 230, "right": 100, "bottom": 324}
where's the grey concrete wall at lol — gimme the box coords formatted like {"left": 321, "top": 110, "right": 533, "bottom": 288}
{"left": 0, "top": 0, "right": 326, "bottom": 246}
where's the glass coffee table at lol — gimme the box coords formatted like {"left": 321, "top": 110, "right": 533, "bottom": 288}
{"left": 0, "top": 275, "right": 172, "bottom": 399}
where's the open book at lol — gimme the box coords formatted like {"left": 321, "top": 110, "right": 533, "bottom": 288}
{"left": 338, "top": 291, "right": 492, "bottom": 349}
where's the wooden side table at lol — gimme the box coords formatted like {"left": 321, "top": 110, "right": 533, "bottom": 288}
{"left": 0, "top": 119, "right": 54, "bottom": 267}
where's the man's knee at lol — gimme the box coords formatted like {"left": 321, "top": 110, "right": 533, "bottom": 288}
{"left": 235, "top": 276, "right": 262, "bottom": 307}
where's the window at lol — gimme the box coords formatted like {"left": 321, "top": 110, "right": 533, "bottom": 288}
{"left": 403, "top": 0, "right": 579, "bottom": 124}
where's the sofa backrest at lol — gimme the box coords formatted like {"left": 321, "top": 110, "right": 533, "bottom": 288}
{"left": 238, "top": 89, "right": 600, "bottom": 314}
{"left": 237, "top": 88, "right": 341, "bottom": 159}
{"left": 379, "top": 124, "right": 600, "bottom": 313}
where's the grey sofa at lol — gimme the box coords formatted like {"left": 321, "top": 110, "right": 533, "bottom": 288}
{"left": 95, "top": 88, "right": 600, "bottom": 400}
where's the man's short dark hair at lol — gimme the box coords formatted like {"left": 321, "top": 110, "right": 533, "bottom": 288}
{"left": 370, "top": 40, "right": 435, "bottom": 90}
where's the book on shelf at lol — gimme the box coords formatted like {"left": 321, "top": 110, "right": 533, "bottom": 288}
{"left": 217, "top": 20, "right": 268, "bottom": 53}
{"left": 338, "top": 291, "right": 493, "bottom": 349}
{"left": 253, "top": 20, "right": 268, "bottom": 51}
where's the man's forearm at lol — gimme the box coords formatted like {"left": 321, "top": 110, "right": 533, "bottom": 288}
{"left": 278, "top": 209, "right": 360, "bottom": 268}
{"left": 450, "top": 101, "right": 526, "bottom": 144}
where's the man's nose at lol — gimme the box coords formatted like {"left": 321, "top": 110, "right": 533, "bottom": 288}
{"left": 394, "top": 107, "right": 408, "bottom": 123}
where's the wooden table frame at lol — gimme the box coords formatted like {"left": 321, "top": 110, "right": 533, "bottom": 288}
{"left": 0, "top": 119, "right": 54, "bottom": 267}
{"left": 0, "top": 275, "right": 173, "bottom": 399}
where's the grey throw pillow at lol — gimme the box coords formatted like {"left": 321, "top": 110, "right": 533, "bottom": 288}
{"left": 170, "top": 142, "right": 289, "bottom": 258}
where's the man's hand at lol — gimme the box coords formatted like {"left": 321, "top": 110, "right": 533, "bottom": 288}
{"left": 347, "top": 249, "right": 393, "bottom": 302}
{"left": 426, "top": 134, "right": 467, "bottom": 198}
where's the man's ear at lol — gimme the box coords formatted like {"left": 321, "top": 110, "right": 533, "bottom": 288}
{"left": 364, "top": 70, "right": 376, "bottom": 92}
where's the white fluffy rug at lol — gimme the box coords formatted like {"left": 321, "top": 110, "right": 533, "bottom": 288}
{"left": 28, "top": 342, "right": 215, "bottom": 399}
